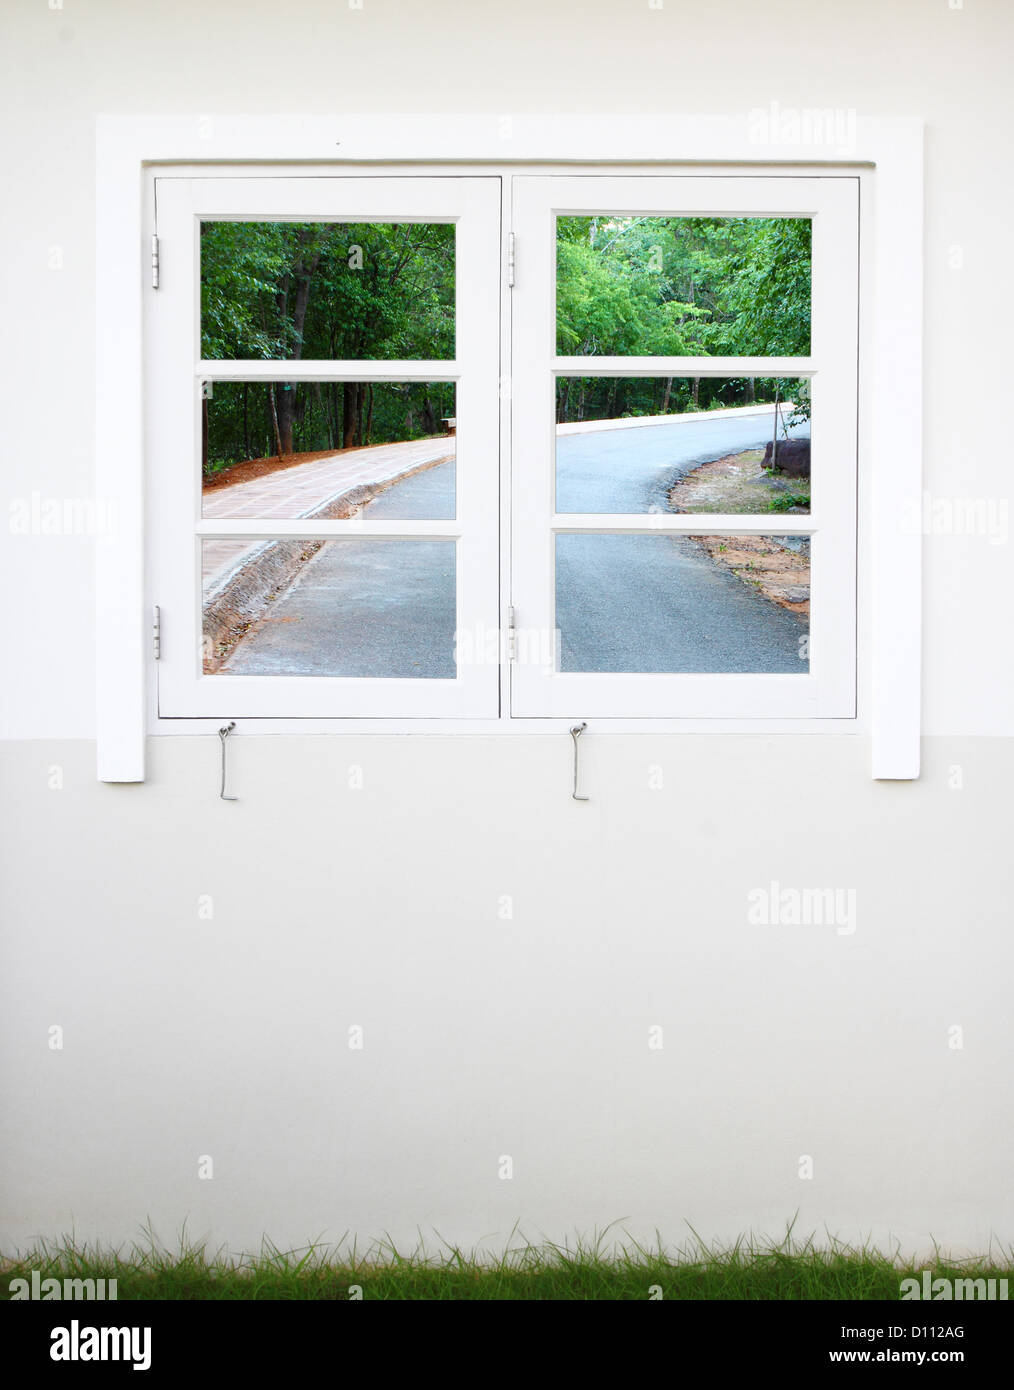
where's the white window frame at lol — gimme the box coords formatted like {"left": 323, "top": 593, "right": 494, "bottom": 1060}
{"left": 510, "top": 173, "right": 857, "bottom": 720}
{"left": 96, "top": 115, "right": 923, "bottom": 782}
{"left": 152, "top": 175, "right": 500, "bottom": 719}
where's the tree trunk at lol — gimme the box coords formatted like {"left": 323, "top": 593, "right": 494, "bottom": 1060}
{"left": 770, "top": 384, "right": 781, "bottom": 470}
{"left": 342, "top": 382, "right": 363, "bottom": 448}
{"left": 312, "top": 381, "right": 327, "bottom": 450}
{"left": 268, "top": 384, "right": 284, "bottom": 460}
{"left": 691, "top": 377, "right": 700, "bottom": 408}
{"left": 201, "top": 394, "right": 209, "bottom": 478}
{"left": 662, "top": 377, "right": 673, "bottom": 413}
{"left": 276, "top": 383, "right": 296, "bottom": 455}
{"left": 745, "top": 376, "right": 756, "bottom": 404}
{"left": 274, "top": 235, "right": 321, "bottom": 457}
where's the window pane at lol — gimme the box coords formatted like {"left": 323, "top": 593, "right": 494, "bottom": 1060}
{"left": 555, "top": 533, "right": 809, "bottom": 673}
{"left": 555, "top": 377, "right": 810, "bottom": 515}
{"left": 201, "top": 222, "right": 455, "bottom": 360}
{"left": 202, "top": 381, "right": 456, "bottom": 520}
{"left": 202, "top": 538, "right": 456, "bottom": 677}
{"left": 556, "top": 217, "right": 811, "bottom": 357}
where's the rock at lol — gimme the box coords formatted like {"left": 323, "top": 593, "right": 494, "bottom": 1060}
{"left": 763, "top": 438, "right": 810, "bottom": 478}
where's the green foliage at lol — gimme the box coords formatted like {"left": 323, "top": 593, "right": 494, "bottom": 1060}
{"left": 197, "top": 214, "right": 810, "bottom": 461}
{"left": 204, "top": 381, "right": 454, "bottom": 477}
{"left": 556, "top": 215, "right": 811, "bottom": 360}
{"left": 201, "top": 221, "right": 455, "bottom": 361}
{"left": 201, "top": 223, "right": 294, "bottom": 361}
{"left": 783, "top": 376, "right": 812, "bottom": 431}
{"left": 716, "top": 218, "right": 812, "bottom": 356}
{"left": 553, "top": 215, "right": 809, "bottom": 424}
{"left": 555, "top": 375, "right": 796, "bottom": 424}
{"left": 199, "top": 221, "right": 456, "bottom": 472}
{"left": 767, "top": 491, "right": 812, "bottom": 513}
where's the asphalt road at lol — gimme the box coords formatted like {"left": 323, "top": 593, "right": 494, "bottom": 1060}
{"left": 223, "top": 533, "right": 457, "bottom": 678}
{"left": 556, "top": 533, "right": 804, "bottom": 673}
{"left": 222, "top": 466, "right": 459, "bottom": 677}
{"left": 364, "top": 460, "right": 457, "bottom": 520}
{"left": 222, "top": 416, "right": 808, "bottom": 677}
{"left": 557, "top": 410, "right": 808, "bottom": 512}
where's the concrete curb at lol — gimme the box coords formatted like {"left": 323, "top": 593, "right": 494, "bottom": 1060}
{"left": 556, "top": 402, "right": 793, "bottom": 436}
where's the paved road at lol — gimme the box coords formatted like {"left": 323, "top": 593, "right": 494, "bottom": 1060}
{"left": 366, "top": 460, "right": 456, "bottom": 520}
{"left": 554, "top": 412, "right": 808, "bottom": 671}
{"left": 556, "top": 533, "right": 804, "bottom": 673}
{"left": 223, "top": 463, "right": 457, "bottom": 677}
{"left": 222, "top": 417, "right": 808, "bottom": 677}
{"left": 557, "top": 410, "right": 808, "bottom": 513}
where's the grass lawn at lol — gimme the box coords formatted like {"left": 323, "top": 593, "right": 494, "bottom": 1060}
{"left": 3, "top": 1232, "right": 1011, "bottom": 1301}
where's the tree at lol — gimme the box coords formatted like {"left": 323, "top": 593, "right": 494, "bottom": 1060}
{"left": 555, "top": 214, "right": 811, "bottom": 361}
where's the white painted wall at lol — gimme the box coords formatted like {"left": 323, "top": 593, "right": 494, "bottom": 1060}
{"left": 1, "top": 0, "right": 1012, "bottom": 1257}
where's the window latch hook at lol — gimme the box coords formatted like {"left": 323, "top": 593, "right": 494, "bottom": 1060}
{"left": 570, "top": 721, "right": 589, "bottom": 802}
{"left": 218, "top": 721, "right": 238, "bottom": 801}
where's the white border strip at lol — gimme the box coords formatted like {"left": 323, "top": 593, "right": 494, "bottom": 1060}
{"left": 869, "top": 133, "right": 923, "bottom": 779}
{"left": 96, "top": 124, "right": 145, "bottom": 782}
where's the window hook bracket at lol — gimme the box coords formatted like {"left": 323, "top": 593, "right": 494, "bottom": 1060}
{"left": 570, "top": 721, "right": 590, "bottom": 802}
{"left": 218, "top": 721, "right": 238, "bottom": 801}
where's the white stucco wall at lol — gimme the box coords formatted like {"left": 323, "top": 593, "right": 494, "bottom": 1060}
{"left": 1, "top": 0, "right": 1011, "bottom": 1258}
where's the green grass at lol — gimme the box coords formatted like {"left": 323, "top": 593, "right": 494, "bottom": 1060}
{"left": 3, "top": 1227, "right": 1012, "bottom": 1300}
{"left": 766, "top": 489, "right": 812, "bottom": 512}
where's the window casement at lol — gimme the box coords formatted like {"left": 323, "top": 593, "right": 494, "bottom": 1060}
{"left": 151, "top": 176, "right": 501, "bottom": 718}
{"left": 510, "top": 175, "right": 858, "bottom": 719}
{"left": 97, "top": 116, "right": 923, "bottom": 780}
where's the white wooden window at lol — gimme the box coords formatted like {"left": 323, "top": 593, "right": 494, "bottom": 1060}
{"left": 99, "top": 116, "right": 922, "bottom": 779}
{"left": 510, "top": 175, "right": 859, "bottom": 719}
{"left": 151, "top": 171, "right": 858, "bottom": 725}
{"left": 150, "top": 176, "right": 501, "bottom": 718}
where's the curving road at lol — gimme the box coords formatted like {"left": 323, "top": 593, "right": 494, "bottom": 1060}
{"left": 557, "top": 410, "right": 807, "bottom": 513}
{"left": 221, "top": 412, "right": 809, "bottom": 678}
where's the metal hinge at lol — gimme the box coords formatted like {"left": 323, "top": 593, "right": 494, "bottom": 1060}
{"left": 153, "top": 605, "right": 161, "bottom": 660}
{"left": 507, "top": 232, "right": 515, "bottom": 289}
{"left": 151, "top": 234, "right": 160, "bottom": 289}
{"left": 506, "top": 605, "right": 517, "bottom": 662}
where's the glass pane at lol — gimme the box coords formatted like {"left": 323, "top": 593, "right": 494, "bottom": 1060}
{"left": 555, "top": 533, "right": 809, "bottom": 673}
{"left": 555, "top": 377, "right": 810, "bottom": 514}
{"left": 201, "top": 222, "right": 455, "bottom": 360}
{"left": 202, "top": 538, "right": 455, "bottom": 677}
{"left": 202, "top": 381, "right": 456, "bottom": 520}
{"left": 556, "top": 217, "right": 811, "bottom": 357}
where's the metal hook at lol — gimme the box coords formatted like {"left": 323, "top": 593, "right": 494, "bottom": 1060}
{"left": 218, "top": 722, "right": 238, "bottom": 801}
{"left": 570, "top": 722, "right": 589, "bottom": 801}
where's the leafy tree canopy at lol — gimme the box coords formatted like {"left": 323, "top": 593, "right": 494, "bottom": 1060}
{"left": 556, "top": 215, "right": 810, "bottom": 357}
